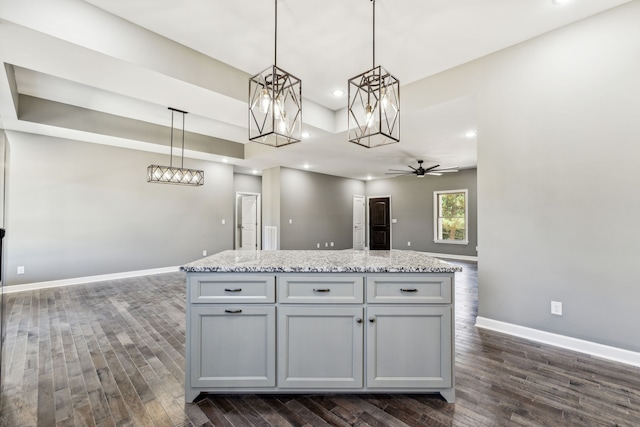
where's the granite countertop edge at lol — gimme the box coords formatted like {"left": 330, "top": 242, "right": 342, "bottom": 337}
{"left": 180, "top": 250, "right": 464, "bottom": 274}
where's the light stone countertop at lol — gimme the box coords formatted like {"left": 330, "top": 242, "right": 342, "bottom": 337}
{"left": 181, "top": 249, "right": 463, "bottom": 273}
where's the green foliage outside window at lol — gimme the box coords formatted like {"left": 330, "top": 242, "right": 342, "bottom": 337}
{"left": 438, "top": 192, "right": 466, "bottom": 241}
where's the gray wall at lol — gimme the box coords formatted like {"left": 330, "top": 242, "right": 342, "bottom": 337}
{"left": 405, "top": 2, "right": 640, "bottom": 351}
{"left": 366, "top": 168, "right": 477, "bottom": 257}
{"left": 233, "top": 173, "right": 262, "bottom": 194}
{"left": 4, "top": 131, "right": 234, "bottom": 286}
{"left": 261, "top": 167, "right": 281, "bottom": 249}
{"left": 279, "top": 168, "right": 365, "bottom": 250}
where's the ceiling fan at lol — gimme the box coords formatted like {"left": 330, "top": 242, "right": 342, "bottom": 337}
{"left": 387, "top": 160, "right": 459, "bottom": 178}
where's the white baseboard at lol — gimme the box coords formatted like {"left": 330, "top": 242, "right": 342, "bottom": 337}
{"left": 4, "top": 266, "right": 181, "bottom": 294}
{"left": 423, "top": 252, "right": 478, "bottom": 262}
{"left": 476, "top": 316, "right": 640, "bottom": 368}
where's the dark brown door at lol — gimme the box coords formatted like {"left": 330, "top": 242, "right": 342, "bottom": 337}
{"left": 369, "top": 197, "right": 390, "bottom": 250}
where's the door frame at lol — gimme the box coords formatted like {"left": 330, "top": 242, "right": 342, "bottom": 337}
{"left": 366, "top": 195, "right": 392, "bottom": 250}
{"left": 234, "top": 192, "right": 261, "bottom": 250}
{"left": 353, "top": 195, "right": 366, "bottom": 250}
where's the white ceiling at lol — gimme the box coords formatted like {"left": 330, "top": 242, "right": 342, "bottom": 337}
{"left": 0, "top": 0, "right": 631, "bottom": 180}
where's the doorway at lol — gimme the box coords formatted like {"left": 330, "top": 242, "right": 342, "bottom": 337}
{"left": 235, "top": 192, "right": 261, "bottom": 250}
{"left": 368, "top": 196, "right": 391, "bottom": 250}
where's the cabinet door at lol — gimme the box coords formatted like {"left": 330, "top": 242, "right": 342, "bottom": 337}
{"left": 278, "top": 307, "right": 363, "bottom": 388}
{"left": 366, "top": 306, "right": 452, "bottom": 388}
{"left": 190, "top": 306, "right": 275, "bottom": 388}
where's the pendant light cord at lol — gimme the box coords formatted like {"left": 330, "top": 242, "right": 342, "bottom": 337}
{"left": 372, "top": 0, "right": 375, "bottom": 69}
{"left": 181, "top": 112, "right": 185, "bottom": 169}
{"left": 274, "top": 0, "right": 278, "bottom": 66}
{"left": 169, "top": 109, "right": 174, "bottom": 168}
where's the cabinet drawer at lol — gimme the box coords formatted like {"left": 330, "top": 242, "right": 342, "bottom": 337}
{"left": 189, "top": 275, "right": 275, "bottom": 303}
{"left": 278, "top": 276, "right": 364, "bottom": 304}
{"left": 366, "top": 276, "right": 452, "bottom": 304}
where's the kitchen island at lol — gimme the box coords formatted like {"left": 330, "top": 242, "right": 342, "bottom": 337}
{"left": 181, "top": 250, "right": 462, "bottom": 403}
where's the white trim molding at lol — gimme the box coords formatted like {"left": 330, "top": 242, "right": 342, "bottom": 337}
{"left": 476, "top": 317, "right": 640, "bottom": 368}
{"left": 426, "top": 252, "right": 478, "bottom": 262}
{"left": 4, "top": 266, "right": 181, "bottom": 294}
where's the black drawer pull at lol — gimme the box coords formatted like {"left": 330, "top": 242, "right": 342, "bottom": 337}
{"left": 225, "top": 309, "right": 242, "bottom": 314}
{"left": 224, "top": 288, "right": 242, "bottom": 292}
{"left": 313, "top": 288, "right": 331, "bottom": 293}
{"left": 400, "top": 288, "right": 418, "bottom": 292}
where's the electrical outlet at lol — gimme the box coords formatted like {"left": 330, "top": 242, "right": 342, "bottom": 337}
{"left": 407, "top": 241, "right": 411, "bottom": 247}
{"left": 202, "top": 250, "right": 207, "bottom": 257}
{"left": 330, "top": 242, "right": 334, "bottom": 247}
{"left": 17, "top": 266, "right": 25, "bottom": 274}
{"left": 289, "top": 219, "right": 293, "bottom": 224}
{"left": 551, "top": 301, "right": 563, "bottom": 316}
{"left": 221, "top": 219, "right": 226, "bottom": 225}
{"left": 317, "top": 243, "right": 320, "bottom": 248}
{"left": 325, "top": 242, "right": 328, "bottom": 247}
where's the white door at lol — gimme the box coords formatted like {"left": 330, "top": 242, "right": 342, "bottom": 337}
{"left": 353, "top": 195, "right": 365, "bottom": 250}
{"left": 241, "top": 195, "right": 257, "bottom": 250}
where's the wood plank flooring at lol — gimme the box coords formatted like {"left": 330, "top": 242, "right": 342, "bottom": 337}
{"left": 1, "top": 262, "right": 640, "bottom": 426}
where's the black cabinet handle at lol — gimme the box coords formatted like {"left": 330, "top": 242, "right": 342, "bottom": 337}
{"left": 225, "top": 309, "right": 242, "bottom": 314}
{"left": 369, "top": 317, "right": 375, "bottom": 323}
{"left": 400, "top": 288, "right": 418, "bottom": 292}
{"left": 313, "top": 288, "right": 331, "bottom": 293}
{"left": 356, "top": 318, "right": 363, "bottom": 324}
{"left": 224, "top": 288, "right": 242, "bottom": 292}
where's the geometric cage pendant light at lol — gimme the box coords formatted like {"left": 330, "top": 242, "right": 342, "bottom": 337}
{"left": 249, "top": 0, "right": 302, "bottom": 147}
{"left": 147, "top": 107, "right": 204, "bottom": 186}
{"left": 348, "top": 0, "right": 400, "bottom": 148}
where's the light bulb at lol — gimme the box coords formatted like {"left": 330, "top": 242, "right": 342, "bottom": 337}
{"left": 365, "top": 104, "right": 377, "bottom": 128}
{"left": 273, "top": 96, "right": 284, "bottom": 120}
{"left": 380, "top": 87, "right": 389, "bottom": 111}
{"left": 259, "top": 89, "right": 271, "bottom": 114}
{"left": 278, "top": 111, "right": 288, "bottom": 134}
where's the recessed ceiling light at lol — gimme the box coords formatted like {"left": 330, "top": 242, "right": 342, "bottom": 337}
{"left": 464, "top": 130, "right": 477, "bottom": 138}
{"left": 301, "top": 132, "right": 310, "bottom": 138}
{"left": 332, "top": 89, "right": 344, "bottom": 97}
{"left": 252, "top": 169, "right": 258, "bottom": 174}
{"left": 222, "top": 158, "right": 229, "bottom": 163}
{"left": 367, "top": 175, "right": 372, "bottom": 180}
{"left": 303, "top": 163, "right": 310, "bottom": 169}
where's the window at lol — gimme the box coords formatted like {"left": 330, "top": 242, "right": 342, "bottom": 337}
{"left": 434, "top": 189, "right": 468, "bottom": 244}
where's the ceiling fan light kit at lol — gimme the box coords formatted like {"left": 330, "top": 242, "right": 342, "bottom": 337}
{"left": 348, "top": 0, "right": 400, "bottom": 148}
{"left": 248, "top": 0, "right": 302, "bottom": 147}
{"left": 147, "top": 108, "right": 204, "bottom": 186}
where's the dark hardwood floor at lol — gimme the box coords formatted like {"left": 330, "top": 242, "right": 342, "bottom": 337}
{"left": 1, "top": 262, "right": 639, "bottom": 426}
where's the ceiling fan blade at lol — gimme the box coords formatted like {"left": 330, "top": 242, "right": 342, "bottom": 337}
{"left": 431, "top": 168, "right": 459, "bottom": 173}
{"left": 385, "top": 172, "right": 412, "bottom": 175}
{"left": 431, "top": 166, "right": 459, "bottom": 171}
{"left": 387, "top": 169, "right": 411, "bottom": 172}
{"left": 426, "top": 172, "right": 443, "bottom": 176}
{"left": 424, "top": 164, "right": 441, "bottom": 172}
{"left": 408, "top": 165, "right": 418, "bottom": 171}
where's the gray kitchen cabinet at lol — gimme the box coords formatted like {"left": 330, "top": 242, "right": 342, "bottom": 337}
{"left": 185, "top": 270, "right": 456, "bottom": 403}
{"left": 366, "top": 306, "right": 452, "bottom": 389}
{"left": 278, "top": 306, "right": 363, "bottom": 388}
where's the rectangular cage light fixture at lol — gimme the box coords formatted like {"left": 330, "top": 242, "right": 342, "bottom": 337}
{"left": 147, "top": 165, "right": 204, "bottom": 186}
{"left": 249, "top": 66, "right": 302, "bottom": 147}
{"left": 348, "top": 65, "right": 400, "bottom": 148}
{"left": 147, "top": 107, "right": 204, "bottom": 186}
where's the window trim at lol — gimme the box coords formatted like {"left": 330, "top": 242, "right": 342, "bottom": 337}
{"left": 433, "top": 189, "right": 469, "bottom": 245}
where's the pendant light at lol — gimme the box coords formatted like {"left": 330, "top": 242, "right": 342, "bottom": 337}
{"left": 147, "top": 108, "right": 204, "bottom": 186}
{"left": 348, "top": 0, "right": 400, "bottom": 148}
{"left": 248, "top": 0, "right": 302, "bottom": 147}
